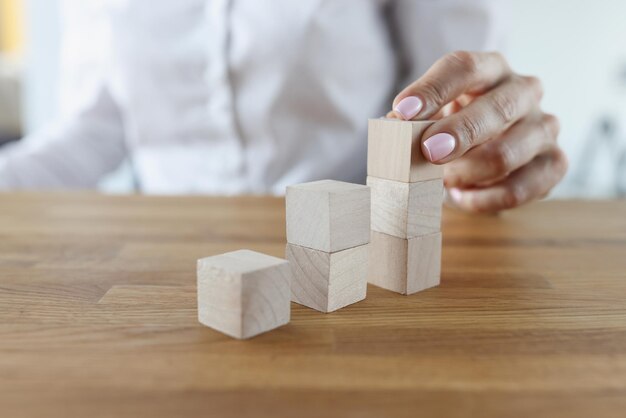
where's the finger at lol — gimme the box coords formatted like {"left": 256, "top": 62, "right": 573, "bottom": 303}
{"left": 385, "top": 110, "right": 399, "bottom": 119}
{"left": 387, "top": 104, "right": 454, "bottom": 121}
{"left": 445, "top": 113, "right": 560, "bottom": 188}
{"left": 447, "top": 149, "right": 568, "bottom": 213}
{"left": 432, "top": 100, "right": 463, "bottom": 119}
{"left": 392, "top": 51, "right": 512, "bottom": 120}
{"left": 420, "top": 75, "right": 544, "bottom": 163}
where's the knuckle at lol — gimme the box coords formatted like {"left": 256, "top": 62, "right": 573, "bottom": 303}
{"left": 447, "top": 50, "right": 479, "bottom": 76}
{"left": 419, "top": 77, "right": 449, "bottom": 107}
{"left": 553, "top": 148, "right": 569, "bottom": 177}
{"left": 488, "top": 143, "right": 515, "bottom": 176}
{"left": 523, "top": 75, "right": 544, "bottom": 99}
{"left": 541, "top": 113, "right": 561, "bottom": 139}
{"left": 491, "top": 91, "right": 519, "bottom": 125}
{"left": 491, "top": 51, "right": 506, "bottom": 65}
{"left": 490, "top": 51, "right": 513, "bottom": 75}
{"left": 457, "top": 114, "right": 484, "bottom": 148}
{"left": 502, "top": 184, "right": 527, "bottom": 209}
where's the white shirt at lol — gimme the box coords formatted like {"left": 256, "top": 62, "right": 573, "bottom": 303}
{"left": 0, "top": 0, "right": 506, "bottom": 195}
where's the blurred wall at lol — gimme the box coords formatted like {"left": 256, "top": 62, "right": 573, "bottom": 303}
{"left": 17, "top": 0, "right": 626, "bottom": 196}
{"left": 507, "top": 0, "right": 626, "bottom": 197}
{"left": 22, "top": 0, "right": 60, "bottom": 133}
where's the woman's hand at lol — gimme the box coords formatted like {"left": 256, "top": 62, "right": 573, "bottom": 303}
{"left": 387, "top": 51, "right": 568, "bottom": 213}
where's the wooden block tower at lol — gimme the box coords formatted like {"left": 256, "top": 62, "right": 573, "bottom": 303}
{"left": 285, "top": 180, "right": 370, "bottom": 312}
{"left": 366, "top": 118, "right": 444, "bottom": 294}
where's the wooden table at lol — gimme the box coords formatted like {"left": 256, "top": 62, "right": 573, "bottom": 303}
{"left": 1, "top": 193, "right": 625, "bottom": 418}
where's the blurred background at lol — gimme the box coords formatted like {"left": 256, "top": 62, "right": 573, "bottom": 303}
{"left": 1, "top": 0, "right": 625, "bottom": 197}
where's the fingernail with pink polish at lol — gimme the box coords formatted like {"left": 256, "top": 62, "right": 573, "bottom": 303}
{"left": 423, "top": 133, "right": 456, "bottom": 162}
{"left": 394, "top": 96, "right": 423, "bottom": 120}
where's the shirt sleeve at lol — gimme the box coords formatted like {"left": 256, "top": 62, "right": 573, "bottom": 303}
{"left": 0, "top": 0, "right": 126, "bottom": 190}
{"left": 390, "top": 0, "right": 509, "bottom": 87}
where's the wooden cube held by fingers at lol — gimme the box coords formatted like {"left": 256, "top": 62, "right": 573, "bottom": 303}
{"left": 367, "top": 118, "right": 442, "bottom": 183}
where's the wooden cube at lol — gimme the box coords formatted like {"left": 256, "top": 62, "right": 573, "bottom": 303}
{"left": 367, "top": 176, "right": 443, "bottom": 239}
{"left": 286, "top": 242, "right": 368, "bottom": 313}
{"left": 197, "top": 250, "right": 291, "bottom": 339}
{"left": 368, "top": 118, "right": 443, "bottom": 182}
{"left": 286, "top": 180, "right": 370, "bottom": 253}
{"left": 368, "top": 231, "right": 441, "bottom": 295}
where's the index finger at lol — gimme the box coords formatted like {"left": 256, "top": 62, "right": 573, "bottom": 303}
{"left": 392, "top": 51, "right": 512, "bottom": 120}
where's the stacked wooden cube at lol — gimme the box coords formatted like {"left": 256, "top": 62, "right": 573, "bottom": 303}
{"left": 285, "top": 180, "right": 370, "bottom": 313}
{"left": 366, "top": 118, "right": 444, "bottom": 295}
{"left": 196, "top": 119, "right": 445, "bottom": 339}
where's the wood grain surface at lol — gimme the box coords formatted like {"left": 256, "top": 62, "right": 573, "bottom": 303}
{"left": 1, "top": 192, "right": 625, "bottom": 418}
{"left": 287, "top": 242, "right": 368, "bottom": 313}
{"left": 368, "top": 230, "right": 441, "bottom": 295}
{"left": 368, "top": 175, "right": 443, "bottom": 238}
